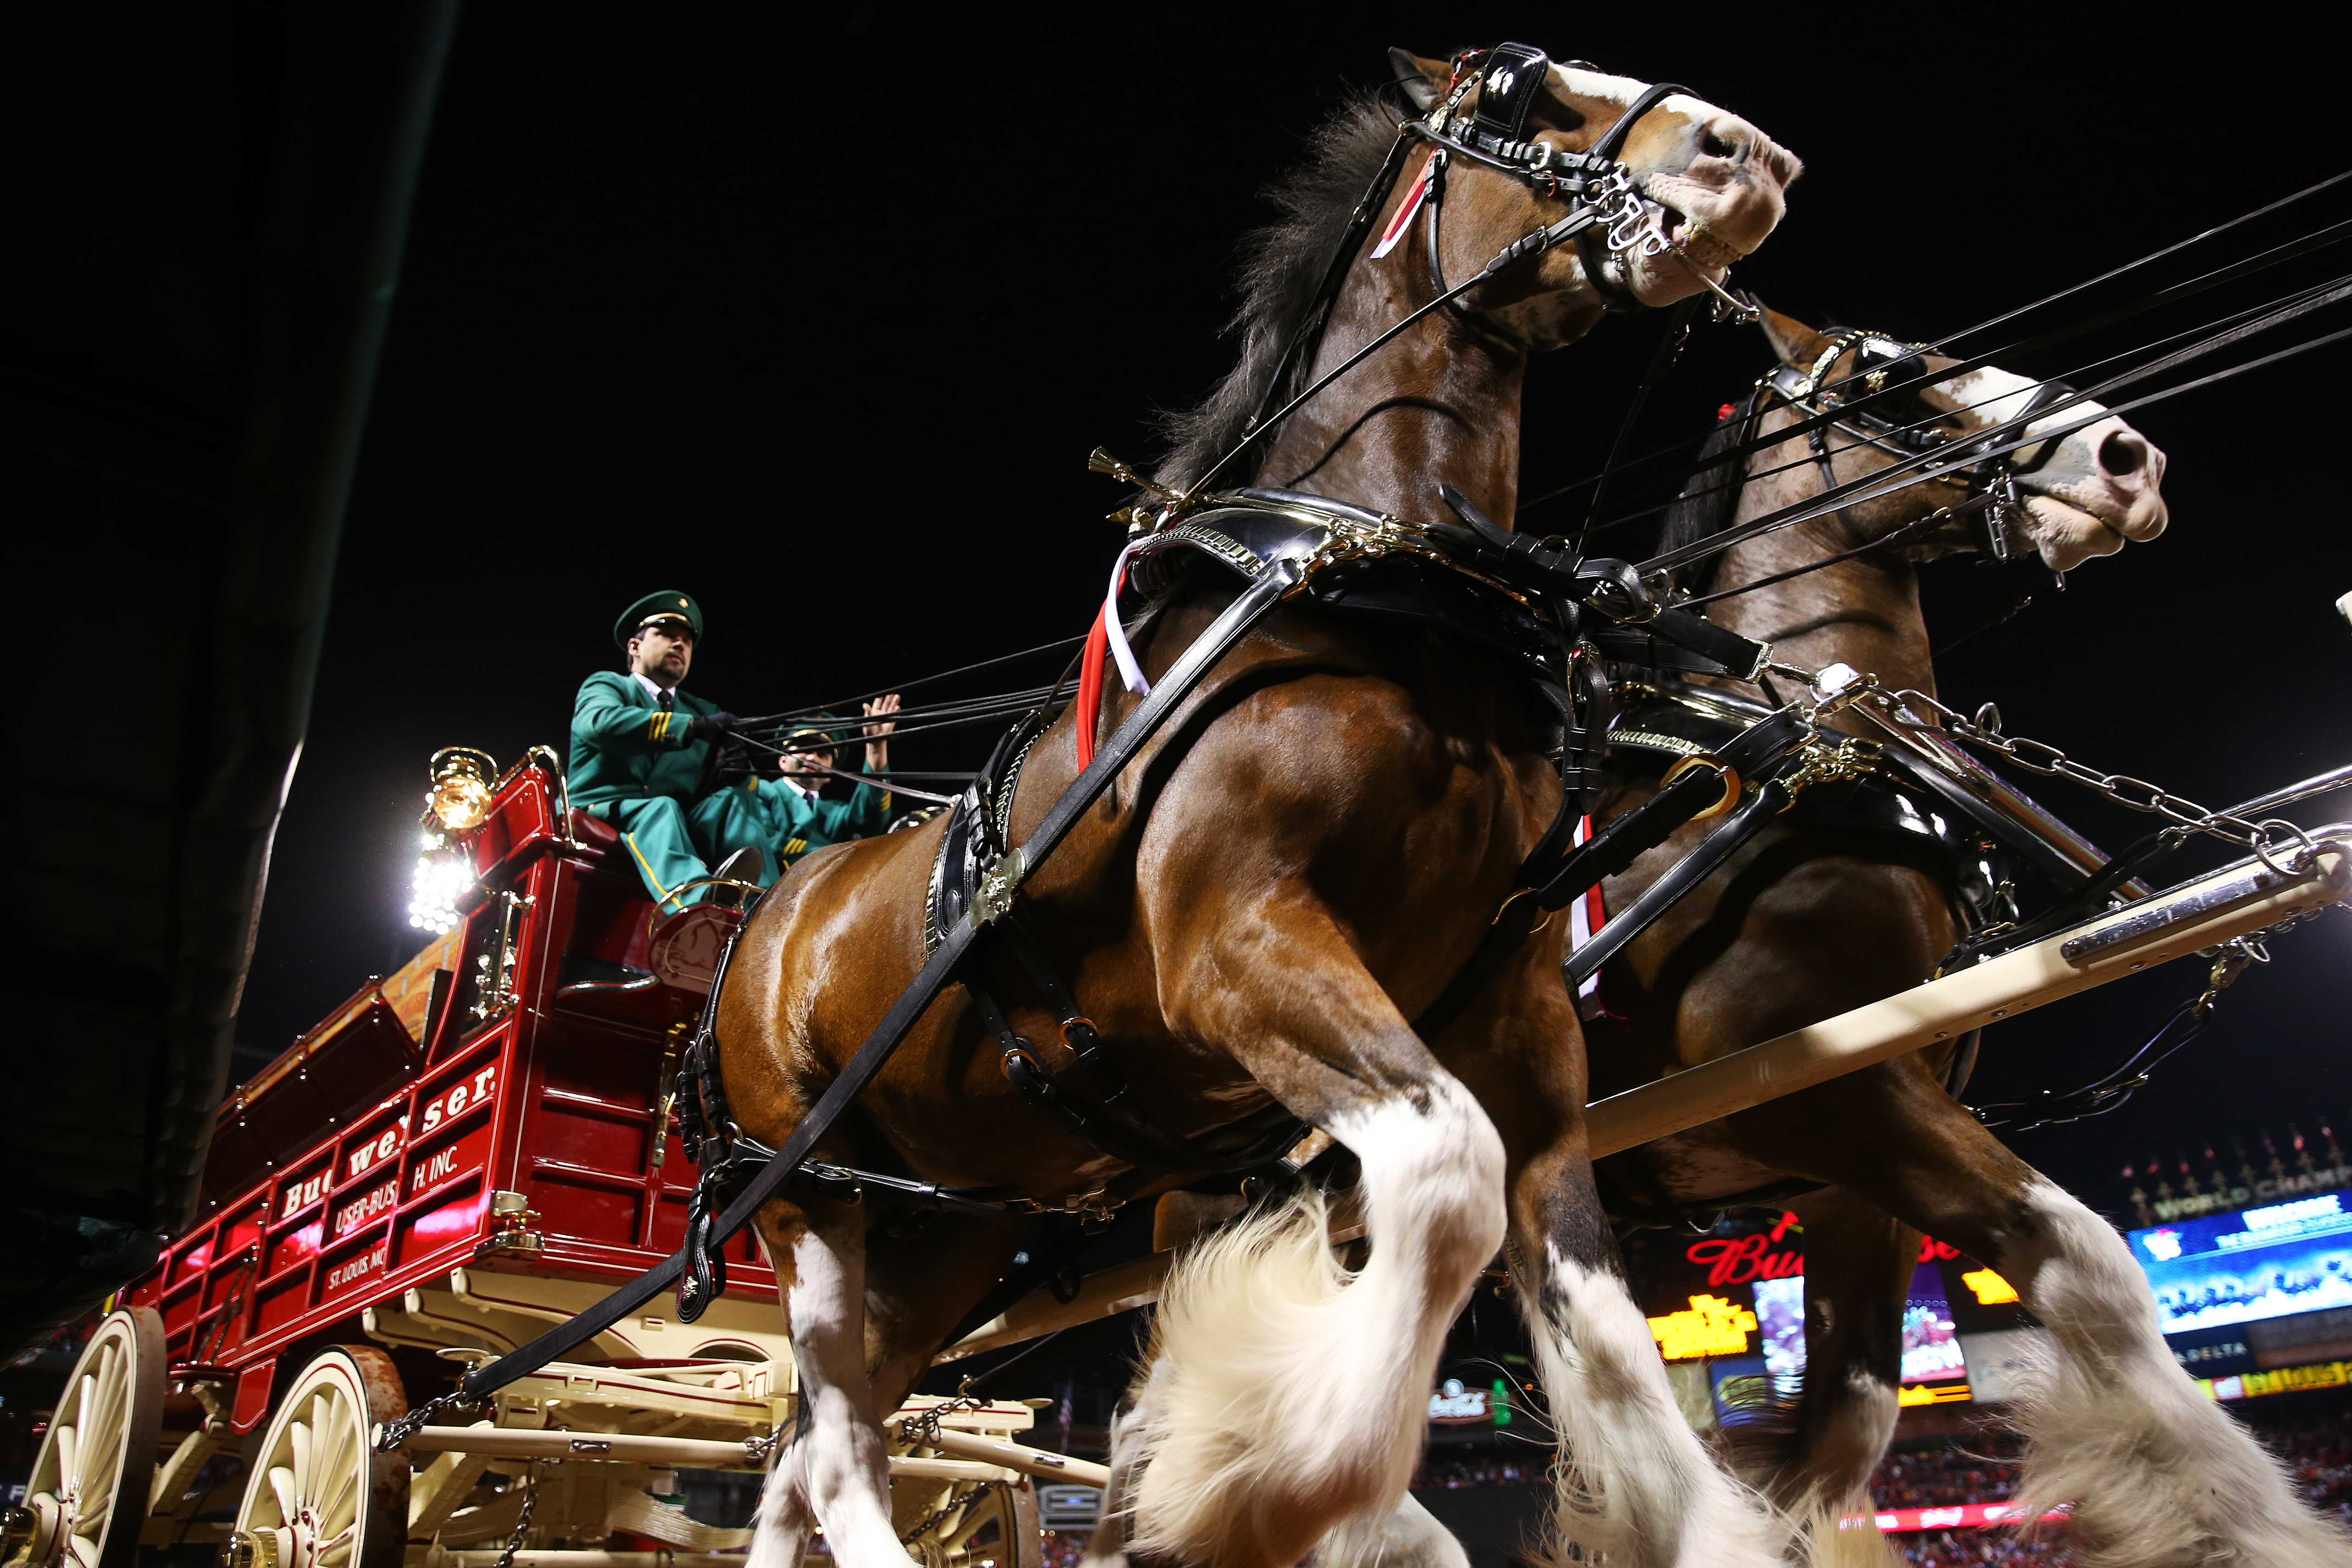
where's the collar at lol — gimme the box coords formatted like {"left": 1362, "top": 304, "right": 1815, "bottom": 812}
{"left": 632, "top": 670, "right": 679, "bottom": 703}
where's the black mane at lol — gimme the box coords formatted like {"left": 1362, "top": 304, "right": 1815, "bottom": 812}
{"left": 1654, "top": 392, "right": 1760, "bottom": 591}
{"left": 1153, "top": 92, "right": 1399, "bottom": 491}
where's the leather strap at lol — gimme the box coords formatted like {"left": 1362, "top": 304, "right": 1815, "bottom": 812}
{"left": 454, "top": 561, "right": 1307, "bottom": 1405}
{"left": 1563, "top": 778, "right": 1791, "bottom": 989}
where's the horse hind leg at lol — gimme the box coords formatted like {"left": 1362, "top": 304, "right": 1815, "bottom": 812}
{"left": 1116, "top": 1074, "right": 1507, "bottom": 1568}
{"left": 750, "top": 1201, "right": 907, "bottom": 1568}
{"left": 1997, "top": 1177, "right": 2348, "bottom": 1568}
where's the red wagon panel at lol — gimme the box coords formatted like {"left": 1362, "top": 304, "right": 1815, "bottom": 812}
{"left": 125, "top": 761, "right": 777, "bottom": 1407}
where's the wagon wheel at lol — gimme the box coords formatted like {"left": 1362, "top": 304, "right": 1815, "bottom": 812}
{"left": 224, "top": 1347, "right": 408, "bottom": 1568}
{"left": 903, "top": 1478, "right": 1042, "bottom": 1568}
{"left": 2, "top": 1307, "right": 165, "bottom": 1568}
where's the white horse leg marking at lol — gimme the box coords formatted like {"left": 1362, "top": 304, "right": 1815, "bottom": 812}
{"left": 1315, "top": 1491, "right": 1471, "bottom": 1568}
{"left": 756, "top": 1225, "right": 906, "bottom": 1568}
{"left": 745, "top": 1438, "right": 815, "bottom": 1568}
{"left": 2003, "top": 1178, "right": 2348, "bottom": 1567}
{"left": 1529, "top": 1249, "right": 1784, "bottom": 1568}
{"left": 1078, "top": 1371, "right": 1161, "bottom": 1568}
{"left": 1121, "top": 1076, "right": 1506, "bottom": 1567}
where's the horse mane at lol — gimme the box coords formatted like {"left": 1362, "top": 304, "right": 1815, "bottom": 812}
{"left": 1654, "top": 399, "right": 1757, "bottom": 592}
{"left": 1153, "top": 91, "right": 1401, "bottom": 491}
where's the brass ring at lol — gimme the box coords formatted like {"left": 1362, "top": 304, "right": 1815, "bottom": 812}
{"left": 1661, "top": 752, "right": 1740, "bottom": 820}
{"left": 1491, "top": 886, "right": 1556, "bottom": 934}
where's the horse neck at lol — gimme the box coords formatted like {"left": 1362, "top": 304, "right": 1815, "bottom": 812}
{"left": 1250, "top": 241, "right": 1533, "bottom": 527}
{"left": 1702, "top": 429, "right": 1939, "bottom": 699}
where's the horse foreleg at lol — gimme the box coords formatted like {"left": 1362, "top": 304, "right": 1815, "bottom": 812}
{"left": 1994, "top": 1176, "right": 2348, "bottom": 1567}
{"left": 1508, "top": 1137, "right": 1785, "bottom": 1567}
{"left": 1312, "top": 1492, "right": 1471, "bottom": 1568}
{"left": 1775, "top": 1082, "right": 2350, "bottom": 1568}
{"left": 1117, "top": 951, "right": 1507, "bottom": 1563}
{"left": 1715, "top": 1188, "right": 1909, "bottom": 1565}
{"left": 754, "top": 1202, "right": 908, "bottom": 1568}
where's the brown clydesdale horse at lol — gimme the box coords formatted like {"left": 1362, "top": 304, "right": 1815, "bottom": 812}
{"left": 1585, "top": 311, "right": 2347, "bottom": 1565}
{"left": 718, "top": 52, "right": 1799, "bottom": 1568}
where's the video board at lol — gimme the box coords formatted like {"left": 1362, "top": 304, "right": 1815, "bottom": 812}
{"left": 2128, "top": 1193, "right": 2352, "bottom": 1333}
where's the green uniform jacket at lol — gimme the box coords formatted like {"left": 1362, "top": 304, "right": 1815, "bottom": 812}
{"left": 569, "top": 671, "right": 725, "bottom": 807}
{"left": 764, "top": 767, "right": 895, "bottom": 865}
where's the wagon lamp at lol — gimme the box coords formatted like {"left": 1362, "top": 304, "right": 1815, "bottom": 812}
{"left": 424, "top": 747, "right": 499, "bottom": 835}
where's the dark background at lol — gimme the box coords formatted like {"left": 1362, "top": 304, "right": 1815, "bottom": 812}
{"left": 238, "top": 7, "right": 2352, "bottom": 1223}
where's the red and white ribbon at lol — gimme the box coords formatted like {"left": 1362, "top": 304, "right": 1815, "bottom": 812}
{"left": 1369, "top": 152, "right": 1438, "bottom": 261}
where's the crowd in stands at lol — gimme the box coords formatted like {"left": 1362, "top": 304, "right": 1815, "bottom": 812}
{"left": 1871, "top": 1438, "right": 2024, "bottom": 1508}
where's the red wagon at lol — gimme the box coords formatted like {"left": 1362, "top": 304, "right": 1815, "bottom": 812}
{"left": 5, "top": 753, "right": 1084, "bottom": 1568}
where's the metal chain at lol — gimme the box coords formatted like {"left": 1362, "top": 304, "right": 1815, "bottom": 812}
{"left": 1855, "top": 681, "right": 2317, "bottom": 865}
{"left": 897, "top": 1484, "right": 981, "bottom": 1548}
{"left": 374, "top": 1389, "right": 476, "bottom": 1453}
{"left": 898, "top": 1392, "right": 986, "bottom": 1452}
{"left": 492, "top": 1461, "right": 541, "bottom": 1568}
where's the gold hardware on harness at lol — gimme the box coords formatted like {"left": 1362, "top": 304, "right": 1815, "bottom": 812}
{"left": 1088, "top": 448, "right": 1187, "bottom": 502}
{"left": 1491, "top": 886, "right": 1554, "bottom": 933}
{"left": 1660, "top": 753, "right": 1739, "bottom": 819}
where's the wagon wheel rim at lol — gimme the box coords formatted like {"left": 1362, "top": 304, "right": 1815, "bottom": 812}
{"left": 19, "top": 1308, "right": 164, "bottom": 1568}
{"left": 231, "top": 1348, "right": 407, "bottom": 1568}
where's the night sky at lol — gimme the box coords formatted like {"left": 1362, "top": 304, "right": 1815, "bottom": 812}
{"left": 240, "top": 8, "right": 2352, "bottom": 1221}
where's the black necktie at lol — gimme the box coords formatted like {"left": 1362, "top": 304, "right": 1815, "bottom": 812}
{"left": 657, "top": 690, "right": 674, "bottom": 711}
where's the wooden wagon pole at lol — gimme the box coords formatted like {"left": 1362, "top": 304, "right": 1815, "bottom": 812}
{"left": 1585, "top": 840, "right": 2348, "bottom": 1157}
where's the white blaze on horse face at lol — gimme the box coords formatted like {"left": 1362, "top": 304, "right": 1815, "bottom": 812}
{"left": 1937, "top": 367, "right": 2170, "bottom": 570}
{"left": 1996, "top": 1180, "right": 2349, "bottom": 1566}
{"left": 1547, "top": 64, "right": 1799, "bottom": 308}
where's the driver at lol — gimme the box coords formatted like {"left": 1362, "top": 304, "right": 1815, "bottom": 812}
{"left": 569, "top": 591, "right": 773, "bottom": 913}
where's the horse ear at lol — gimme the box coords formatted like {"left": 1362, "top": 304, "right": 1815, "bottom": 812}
{"left": 1759, "top": 306, "right": 1829, "bottom": 369}
{"left": 1389, "top": 49, "right": 1445, "bottom": 111}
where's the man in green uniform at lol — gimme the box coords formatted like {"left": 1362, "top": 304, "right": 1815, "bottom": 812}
{"left": 762, "top": 697, "right": 901, "bottom": 870}
{"left": 569, "top": 591, "right": 774, "bottom": 913}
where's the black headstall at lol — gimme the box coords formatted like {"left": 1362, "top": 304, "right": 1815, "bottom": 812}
{"left": 1759, "top": 328, "right": 2085, "bottom": 566}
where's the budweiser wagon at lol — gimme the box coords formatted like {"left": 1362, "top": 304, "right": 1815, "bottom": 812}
{"left": 3, "top": 751, "right": 1090, "bottom": 1568}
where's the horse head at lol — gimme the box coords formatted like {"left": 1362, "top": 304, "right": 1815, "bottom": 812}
{"left": 1393, "top": 50, "right": 1802, "bottom": 342}
{"left": 1760, "top": 309, "right": 2169, "bottom": 571}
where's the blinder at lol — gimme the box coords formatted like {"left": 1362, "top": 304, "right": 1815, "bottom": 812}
{"left": 1759, "top": 326, "right": 2091, "bottom": 565}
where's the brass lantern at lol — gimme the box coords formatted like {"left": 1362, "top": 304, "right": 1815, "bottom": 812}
{"left": 424, "top": 747, "right": 499, "bottom": 834}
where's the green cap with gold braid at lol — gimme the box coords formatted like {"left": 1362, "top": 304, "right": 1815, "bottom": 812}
{"left": 613, "top": 590, "right": 704, "bottom": 649}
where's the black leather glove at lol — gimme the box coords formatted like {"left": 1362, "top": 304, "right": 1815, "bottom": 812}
{"left": 685, "top": 711, "right": 740, "bottom": 741}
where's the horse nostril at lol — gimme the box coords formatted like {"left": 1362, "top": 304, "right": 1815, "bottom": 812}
{"left": 2098, "top": 431, "right": 2143, "bottom": 477}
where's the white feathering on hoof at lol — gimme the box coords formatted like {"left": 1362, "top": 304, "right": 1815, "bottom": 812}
{"left": 1119, "top": 1080, "right": 1506, "bottom": 1568}
{"left": 745, "top": 1441, "right": 815, "bottom": 1568}
{"left": 2006, "top": 1180, "right": 2351, "bottom": 1568}
{"left": 1528, "top": 1250, "right": 1785, "bottom": 1568}
{"left": 1316, "top": 1492, "right": 1472, "bottom": 1568}
{"left": 1790, "top": 1488, "right": 1900, "bottom": 1568}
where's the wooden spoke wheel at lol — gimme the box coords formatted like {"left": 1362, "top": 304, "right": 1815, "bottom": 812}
{"left": 4, "top": 1307, "right": 164, "bottom": 1568}
{"left": 225, "top": 1347, "right": 408, "bottom": 1568}
{"left": 902, "top": 1478, "right": 1041, "bottom": 1568}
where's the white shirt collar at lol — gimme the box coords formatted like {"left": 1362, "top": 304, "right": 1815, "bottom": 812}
{"left": 632, "top": 670, "right": 676, "bottom": 702}
{"left": 782, "top": 774, "right": 822, "bottom": 801}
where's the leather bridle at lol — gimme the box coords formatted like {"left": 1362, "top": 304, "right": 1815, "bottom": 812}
{"left": 1754, "top": 328, "right": 2085, "bottom": 565}
{"left": 1213, "top": 43, "right": 1706, "bottom": 488}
